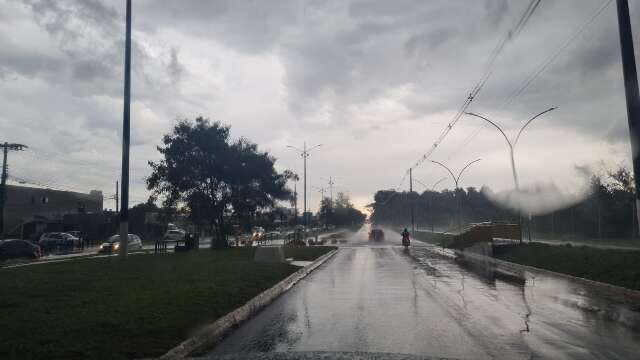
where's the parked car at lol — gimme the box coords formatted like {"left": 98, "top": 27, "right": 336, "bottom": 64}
{"left": 38, "top": 232, "right": 81, "bottom": 250}
{"left": 162, "top": 229, "right": 186, "bottom": 242}
{"left": 67, "top": 231, "right": 85, "bottom": 247}
{"left": 251, "top": 227, "right": 266, "bottom": 243}
{"left": 265, "top": 231, "right": 281, "bottom": 240}
{"left": 98, "top": 234, "right": 143, "bottom": 254}
{"left": 0, "top": 239, "right": 41, "bottom": 260}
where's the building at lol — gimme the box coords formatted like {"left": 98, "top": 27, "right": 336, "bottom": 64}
{"left": 3, "top": 185, "right": 103, "bottom": 238}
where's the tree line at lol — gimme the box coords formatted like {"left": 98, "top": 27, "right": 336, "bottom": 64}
{"left": 370, "top": 165, "right": 637, "bottom": 240}
{"left": 318, "top": 192, "right": 367, "bottom": 228}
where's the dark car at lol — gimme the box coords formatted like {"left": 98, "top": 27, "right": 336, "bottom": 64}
{"left": 0, "top": 239, "right": 41, "bottom": 260}
{"left": 369, "top": 229, "right": 384, "bottom": 241}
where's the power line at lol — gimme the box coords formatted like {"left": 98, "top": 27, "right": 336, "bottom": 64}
{"left": 395, "top": 0, "right": 543, "bottom": 192}
{"left": 442, "top": 0, "right": 612, "bottom": 162}
{"left": 502, "top": 0, "right": 614, "bottom": 108}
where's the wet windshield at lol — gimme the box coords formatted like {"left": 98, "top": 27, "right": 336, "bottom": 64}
{"left": 3, "top": 1, "right": 640, "bottom": 359}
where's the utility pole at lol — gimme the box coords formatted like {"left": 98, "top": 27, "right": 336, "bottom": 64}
{"left": 119, "top": 0, "right": 132, "bottom": 257}
{"left": 287, "top": 142, "right": 322, "bottom": 227}
{"left": 410, "top": 168, "right": 415, "bottom": 236}
{"left": 115, "top": 181, "right": 119, "bottom": 213}
{"left": 303, "top": 142, "right": 307, "bottom": 225}
{"left": 328, "top": 176, "right": 334, "bottom": 205}
{"left": 431, "top": 159, "right": 482, "bottom": 238}
{"left": 0, "top": 142, "right": 27, "bottom": 238}
{"left": 293, "top": 181, "right": 298, "bottom": 224}
{"left": 616, "top": 0, "right": 640, "bottom": 232}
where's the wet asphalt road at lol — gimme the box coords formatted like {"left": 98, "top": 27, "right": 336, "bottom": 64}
{"left": 209, "top": 226, "right": 640, "bottom": 359}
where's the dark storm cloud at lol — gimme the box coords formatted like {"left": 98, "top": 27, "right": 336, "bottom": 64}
{"left": 1, "top": 0, "right": 636, "bottom": 204}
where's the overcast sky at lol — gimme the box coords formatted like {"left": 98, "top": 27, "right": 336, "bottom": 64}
{"left": 1, "top": 0, "right": 639, "bottom": 213}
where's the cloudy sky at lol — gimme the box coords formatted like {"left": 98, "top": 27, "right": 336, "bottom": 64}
{"left": 1, "top": 0, "right": 639, "bottom": 213}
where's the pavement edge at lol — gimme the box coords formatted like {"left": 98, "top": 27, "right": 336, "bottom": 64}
{"left": 159, "top": 248, "right": 339, "bottom": 359}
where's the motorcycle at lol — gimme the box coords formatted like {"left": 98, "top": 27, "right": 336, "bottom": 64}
{"left": 401, "top": 234, "right": 410, "bottom": 248}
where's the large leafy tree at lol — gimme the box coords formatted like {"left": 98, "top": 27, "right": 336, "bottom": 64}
{"left": 147, "top": 117, "right": 291, "bottom": 248}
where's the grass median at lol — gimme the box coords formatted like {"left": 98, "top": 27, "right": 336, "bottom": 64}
{"left": 495, "top": 242, "right": 640, "bottom": 291}
{"left": 0, "top": 246, "right": 336, "bottom": 360}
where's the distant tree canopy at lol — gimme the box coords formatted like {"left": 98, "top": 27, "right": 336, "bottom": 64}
{"left": 370, "top": 165, "right": 638, "bottom": 240}
{"left": 147, "top": 117, "right": 292, "bottom": 248}
{"left": 318, "top": 192, "right": 366, "bottom": 227}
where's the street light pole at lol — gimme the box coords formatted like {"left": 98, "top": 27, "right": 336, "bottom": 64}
{"left": 287, "top": 142, "right": 322, "bottom": 226}
{"left": 430, "top": 177, "right": 447, "bottom": 233}
{"left": 431, "top": 159, "right": 482, "bottom": 236}
{"left": 414, "top": 177, "right": 447, "bottom": 233}
{"left": 465, "top": 108, "right": 555, "bottom": 242}
{"left": 464, "top": 108, "right": 556, "bottom": 190}
{"left": 410, "top": 168, "right": 415, "bottom": 236}
{"left": 119, "top": 0, "right": 132, "bottom": 257}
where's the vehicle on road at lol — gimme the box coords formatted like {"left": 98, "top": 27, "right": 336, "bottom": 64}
{"left": 162, "top": 228, "right": 186, "bottom": 242}
{"left": 251, "top": 227, "right": 266, "bottom": 243}
{"left": 369, "top": 228, "right": 384, "bottom": 241}
{"left": 401, "top": 234, "right": 410, "bottom": 248}
{"left": 38, "top": 232, "right": 81, "bottom": 251}
{"left": 98, "top": 234, "right": 143, "bottom": 254}
{"left": 265, "top": 231, "right": 281, "bottom": 241}
{"left": 0, "top": 239, "right": 41, "bottom": 260}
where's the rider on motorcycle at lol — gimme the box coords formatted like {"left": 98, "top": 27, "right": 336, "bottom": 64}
{"left": 401, "top": 228, "right": 410, "bottom": 246}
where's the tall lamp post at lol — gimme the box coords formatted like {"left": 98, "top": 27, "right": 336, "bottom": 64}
{"left": 464, "top": 108, "right": 555, "bottom": 242}
{"left": 290, "top": 172, "right": 300, "bottom": 224}
{"left": 616, "top": 0, "right": 640, "bottom": 234}
{"left": 119, "top": 0, "right": 132, "bottom": 257}
{"left": 431, "top": 159, "right": 482, "bottom": 235}
{"left": 415, "top": 177, "right": 447, "bottom": 233}
{"left": 464, "top": 108, "right": 555, "bottom": 189}
{"left": 287, "top": 142, "right": 322, "bottom": 226}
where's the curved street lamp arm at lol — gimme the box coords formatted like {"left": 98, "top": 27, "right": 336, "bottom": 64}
{"left": 431, "top": 177, "right": 448, "bottom": 191}
{"left": 286, "top": 145, "right": 304, "bottom": 153}
{"left": 464, "top": 112, "right": 512, "bottom": 148}
{"left": 456, "top": 158, "right": 482, "bottom": 185}
{"left": 513, "top": 107, "right": 557, "bottom": 147}
{"left": 307, "top": 144, "right": 323, "bottom": 153}
{"left": 431, "top": 160, "right": 457, "bottom": 188}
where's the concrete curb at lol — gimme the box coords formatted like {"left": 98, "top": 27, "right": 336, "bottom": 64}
{"left": 450, "top": 248, "right": 640, "bottom": 301}
{"left": 159, "top": 249, "right": 338, "bottom": 359}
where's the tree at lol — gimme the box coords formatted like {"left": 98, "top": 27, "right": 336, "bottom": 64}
{"left": 327, "top": 192, "right": 366, "bottom": 226}
{"left": 147, "top": 117, "right": 291, "bottom": 248}
{"left": 318, "top": 197, "right": 333, "bottom": 229}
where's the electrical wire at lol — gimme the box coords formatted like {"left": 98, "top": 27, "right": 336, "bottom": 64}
{"left": 394, "top": 0, "right": 544, "bottom": 193}
{"left": 502, "top": 0, "right": 613, "bottom": 108}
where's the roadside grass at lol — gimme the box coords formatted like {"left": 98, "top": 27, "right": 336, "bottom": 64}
{"left": 495, "top": 242, "right": 640, "bottom": 291}
{"left": 533, "top": 233, "right": 640, "bottom": 249}
{"left": 0, "top": 247, "right": 331, "bottom": 360}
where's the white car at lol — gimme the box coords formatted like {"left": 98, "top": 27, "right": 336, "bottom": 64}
{"left": 38, "top": 232, "right": 81, "bottom": 249}
{"left": 98, "top": 234, "right": 143, "bottom": 253}
{"left": 162, "top": 229, "right": 186, "bottom": 241}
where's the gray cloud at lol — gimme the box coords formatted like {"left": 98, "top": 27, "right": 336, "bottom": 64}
{"left": 1, "top": 0, "right": 637, "bottom": 209}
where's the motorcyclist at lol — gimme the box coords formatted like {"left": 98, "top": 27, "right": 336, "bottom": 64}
{"left": 401, "top": 228, "right": 410, "bottom": 244}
